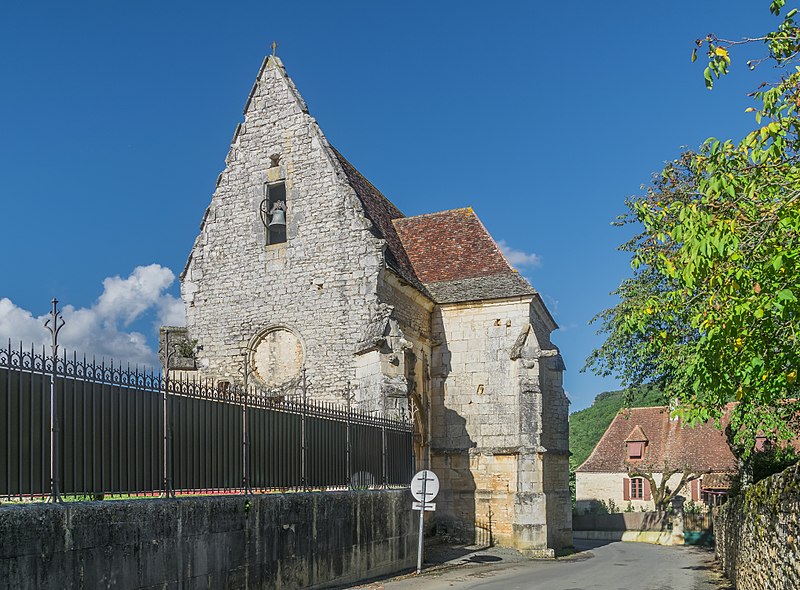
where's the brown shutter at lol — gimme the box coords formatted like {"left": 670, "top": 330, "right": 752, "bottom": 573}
{"left": 691, "top": 479, "right": 700, "bottom": 501}
{"left": 623, "top": 477, "right": 631, "bottom": 501}
{"left": 643, "top": 479, "right": 652, "bottom": 501}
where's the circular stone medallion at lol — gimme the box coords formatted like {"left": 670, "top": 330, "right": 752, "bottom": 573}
{"left": 251, "top": 328, "right": 304, "bottom": 388}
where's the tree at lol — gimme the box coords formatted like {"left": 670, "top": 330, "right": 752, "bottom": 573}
{"left": 625, "top": 461, "right": 707, "bottom": 513}
{"left": 587, "top": 1, "right": 800, "bottom": 455}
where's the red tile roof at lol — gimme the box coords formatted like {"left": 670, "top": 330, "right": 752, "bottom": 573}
{"left": 393, "top": 208, "right": 512, "bottom": 283}
{"left": 625, "top": 425, "right": 649, "bottom": 442}
{"left": 577, "top": 405, "right": 738, "bottom": 474}
{"left": 332, "top": 149, "right": 537, "bottom": 305}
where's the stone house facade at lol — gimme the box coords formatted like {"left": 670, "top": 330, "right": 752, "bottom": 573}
{"left": 174, "top": 53, "right": 571, "bottom": 555}
{"left": 575, "top": 406, "right": 738, "bottom": 512}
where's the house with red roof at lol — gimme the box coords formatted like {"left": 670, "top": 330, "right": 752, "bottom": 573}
{"left": 172, "top": 53, "right": 571, "bottom": 555}
{"left": 575, "top": 406, "right": 738, "bottom": 512}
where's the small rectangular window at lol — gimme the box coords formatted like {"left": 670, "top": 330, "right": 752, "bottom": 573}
{"left": 626, "top": 441, "right": 644, "bottom": 459}
{"left": 630, "top": 477, "right": 644, "bottom": 499}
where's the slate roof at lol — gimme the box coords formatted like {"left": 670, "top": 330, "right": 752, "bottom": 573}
{"left": 577, "top": 405, "right": 738, "bottom": 474}
{"left": 331, "top": 150, "right": 537, "bottom": 306}
{"left": 330, "top": 148, "right": 427, "bottom": 293}
{"left": 394, "top": 209, "right": 536, "bottom": 304}
{"left": 423, "top": 273, "right": 535, "bottom": 305}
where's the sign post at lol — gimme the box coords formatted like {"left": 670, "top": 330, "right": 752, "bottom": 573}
{"left": 410, "top": 469, "right": 439, "bottom": 574}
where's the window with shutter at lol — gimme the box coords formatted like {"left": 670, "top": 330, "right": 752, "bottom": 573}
{"left": 630, "top": 477, "right": 644, "bottom": 499}
{"left": 623, "top": 477, "right": 631, "bottom": 501}
{"left": 626, "top": 441, "right": 644, "bottom": 459}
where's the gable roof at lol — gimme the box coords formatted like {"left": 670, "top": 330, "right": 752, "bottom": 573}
{"left": 625, "top": 425, "right": 649, "bottom": 443}
{"left": 576, "top": 405, "right": 738, "bottom": 474}
{"left": 393, "top": 208, "right": 536, "bottom": 304}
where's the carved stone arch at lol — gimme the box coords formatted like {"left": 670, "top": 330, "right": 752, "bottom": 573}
{"left": 247, "top": 324, "right": 306, "bottom": 390}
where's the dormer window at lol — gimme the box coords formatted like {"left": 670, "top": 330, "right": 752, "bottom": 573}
{"left": 260, "top": 181, "right": 287, "bottom": 245}
{"left": 626, "top": 441, "right": 644, "bottom": 459}
{"left": 625, "top": 425, "right": 648, "bottom": 460}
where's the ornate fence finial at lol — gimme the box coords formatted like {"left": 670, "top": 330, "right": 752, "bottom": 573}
{"left": 44, "top": 298, "right": 65, "bottom": 361}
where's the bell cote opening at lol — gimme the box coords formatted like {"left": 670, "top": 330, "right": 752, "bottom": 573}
{"left": 260, "top": 181, "right": 287, "bottom": 245}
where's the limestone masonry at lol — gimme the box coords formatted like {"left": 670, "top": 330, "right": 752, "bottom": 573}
{"left": 174, "top": 53, "right": 571, "bottom": 554}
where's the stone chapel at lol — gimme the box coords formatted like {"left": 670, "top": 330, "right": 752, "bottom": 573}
{"left": 173, "top": 53, "right": 572, "bottom": 555}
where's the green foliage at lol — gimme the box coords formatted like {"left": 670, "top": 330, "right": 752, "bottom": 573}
{"left": 579, "top": 498, "right": 622, "bottom": 515}
{"left": 177, "top": 338, "right": 199, "bottom": 359}
{"left": 587, "top": 1, "right": 800, "bottom": 456}
{"left": 750, "top": 446, "right": 799, "bottom": 481}
{"left": 683, "top": 500, "right": 704, "bottom": 514}
{"left": 729, "top": 445, "right": 799, "bottom": 496}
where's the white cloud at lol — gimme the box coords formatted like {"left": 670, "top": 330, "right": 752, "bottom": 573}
{"left": 0, "top": 264, "right": 184, "bottom": 367}
{"left": 542, "top": 293, "right": 560, "bottom": 316}
{"left": 157, "top": 294, "right": 186, "bottom": 328}
{"left": 95, "top": 264, "right": 176, "bottom": 326}
{"left": 497, "top": 240, "right": 542, "bottom": 268}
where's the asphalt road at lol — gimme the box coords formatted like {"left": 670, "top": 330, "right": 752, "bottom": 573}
{"left": 356, "top": 540, "right": 730, "bottom": 590}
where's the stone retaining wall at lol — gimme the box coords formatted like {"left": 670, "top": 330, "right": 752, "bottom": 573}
{"left": 715, "top": 462, "right": 800, "bottom": 590}
{"left": 572, "top": 512, "right": 676, "bottom": 545}
{"left": 0, "top": 490, "right": 416, "bottom": 590}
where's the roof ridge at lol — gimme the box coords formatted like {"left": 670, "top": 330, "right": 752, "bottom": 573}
{"left": 393, "top": 207, "right": 474, "bottom": 223}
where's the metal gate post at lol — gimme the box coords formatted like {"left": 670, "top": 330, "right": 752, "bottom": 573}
{"left": 241, "top": 353, "right": 252, "bottom": 494}
{"left": 162, "top": 330, "right": 175, "bottom": 498}
{"left": 44, "top": 299, "right": 64, "bottom": 503}
{"left": 345, "top": 383, "right": 351, "bottom": 489}
{"left": 381, "top": 421, "right": 387, "bottom": 488}
{"left": 301, "top": 367, "right": 307, "bottom": 490}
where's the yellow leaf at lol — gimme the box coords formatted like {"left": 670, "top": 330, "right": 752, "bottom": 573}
{"left": 715, "top": 47, "right": 729, "bottom": 58}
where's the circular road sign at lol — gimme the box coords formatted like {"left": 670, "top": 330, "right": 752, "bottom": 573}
{"left": 410, "top": 470, "right": 440, "bottom": 503}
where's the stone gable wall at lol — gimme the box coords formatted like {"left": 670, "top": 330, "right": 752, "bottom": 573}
{"left": 181, "top": 57, "right": 384, "bottom": 400}
{"left": 714, "top": 462, "right": 800, "bottom": 590}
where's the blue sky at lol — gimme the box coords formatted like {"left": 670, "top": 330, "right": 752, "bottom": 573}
{"left": 0, "top": 1, "right": 780, "bottom": 410}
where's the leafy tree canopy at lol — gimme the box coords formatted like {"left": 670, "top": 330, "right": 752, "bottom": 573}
{"left": 586, "top": 0, "right": 800, "bottom": 456}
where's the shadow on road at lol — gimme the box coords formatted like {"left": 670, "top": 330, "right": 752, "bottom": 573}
{"left": 466, "top": 554, "right": 503, "bottom": 563}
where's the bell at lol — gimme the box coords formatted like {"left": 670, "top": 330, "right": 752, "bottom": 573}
{"left": 269, "top": 209, "right": 286, "bottom": 228}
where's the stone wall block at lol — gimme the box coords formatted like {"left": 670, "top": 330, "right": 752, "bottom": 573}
{"left": 714, "top": 462, "right": 800, "bottom": 590}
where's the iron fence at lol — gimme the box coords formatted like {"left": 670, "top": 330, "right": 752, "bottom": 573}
{"left": 1, "top": 334, "right": 413, "bottom": 501}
